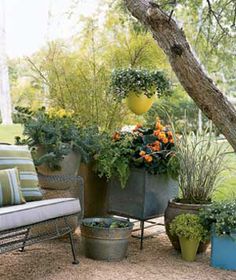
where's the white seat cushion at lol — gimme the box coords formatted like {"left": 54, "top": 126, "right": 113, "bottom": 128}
{"left": 0, "top": 198, "right": 81, "bottom": 231}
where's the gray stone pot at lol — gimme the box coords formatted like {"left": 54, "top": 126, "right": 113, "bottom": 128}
{"left": 107, "top": 168, "right": 178, "bottom": 220}
{"left": 81, "top": 217, "right": 133, "bottom": 261}
{"left": 36, "top": 145, "right": 81, "bottom": 176}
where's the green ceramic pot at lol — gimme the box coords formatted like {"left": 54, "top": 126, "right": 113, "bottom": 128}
{"left": 179, "top": 236, "right": 200, "bottom": 262}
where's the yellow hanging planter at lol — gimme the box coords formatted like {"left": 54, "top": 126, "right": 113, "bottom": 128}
{"left": 126, "top": 92, "right": 156, "bottom": 115}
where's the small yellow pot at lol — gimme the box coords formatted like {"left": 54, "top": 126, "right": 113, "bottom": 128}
{"left": 126, "top": 92, "right": 156, "bottom": 115}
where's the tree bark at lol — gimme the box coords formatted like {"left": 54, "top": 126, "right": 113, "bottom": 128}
{"left": 125, "top": 0, "right": 236, "bottom": 151}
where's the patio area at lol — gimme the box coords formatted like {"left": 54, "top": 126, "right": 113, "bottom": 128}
{"left": 1, "top": 0, "right": 236, "bottom": 278}
{"left": 1, "top": 230, "right": 235, "bottom": 280}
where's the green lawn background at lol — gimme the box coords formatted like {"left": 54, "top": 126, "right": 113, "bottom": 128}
{"left": 0, "top": 124, "right": 236, "bottom": 201}
{"left": 0, "top": 124, "right": 23, "bottom": 144}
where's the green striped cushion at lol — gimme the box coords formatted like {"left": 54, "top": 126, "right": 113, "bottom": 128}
{"left": 0, "top": 168, "right": 25, "bottom": 206}
{"left": 0, "top": 145, "right": 43, "bottom": 201}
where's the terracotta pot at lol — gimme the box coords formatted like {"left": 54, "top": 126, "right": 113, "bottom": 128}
{"left": 164, "top": 200, "right": 211, "bottom": 253}
{"left": 36, "top": 145, "right": 81, "bottom": 176}
{"left": 126, "top": 92, "right": 156, "bottom": 115}
{"left": 78, "top": 163, "right": 108, "bottom": 218}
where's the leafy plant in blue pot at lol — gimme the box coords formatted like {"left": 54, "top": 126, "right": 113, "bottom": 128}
{"left": 199, "top": 200, "right": 236, "bottom": 270}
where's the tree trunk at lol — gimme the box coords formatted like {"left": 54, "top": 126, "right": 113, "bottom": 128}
{"left": 125, "top": 0, "right": 236, "bottom": 151}
{"left": 0, "top": 0, "right": 13, "bottom": 125}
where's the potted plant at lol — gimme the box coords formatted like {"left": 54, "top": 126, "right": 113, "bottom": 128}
{"left": 110, "top": 68, "right": 171, "bottom": 115}
{"left": 164, "top": 125, "right": 227, "bottom": 252}
{"left": 170, "top": 213, "right": 207, "bottom": 262}
{"left": 80, "top": 217, "right": 133, "bottom": 261}
{"left": 95, "top": 120, "right": 179, "bottom": 222}
{"left": 199, "top": 200, "right": 236, "bottom": 270}
{"left": 15, "top": 106, "right": 88, "bottom": 176}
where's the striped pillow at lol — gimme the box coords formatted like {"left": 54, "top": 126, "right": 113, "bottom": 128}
{"left": 0, "top": 145, "right": 42, "bottom": 201}
{"left": 0, "top": 168, "right": 25, "bottom": 206}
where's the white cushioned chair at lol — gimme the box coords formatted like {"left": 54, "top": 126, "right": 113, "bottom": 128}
{"left": 0, "top": 144, "right": 84, "bottom": 265}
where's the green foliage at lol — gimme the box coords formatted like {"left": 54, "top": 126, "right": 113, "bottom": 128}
{"left": 145, "top": 88, "right": 209, "bottom": 133}
{"left": 82, "top": 219, "right": 131, "bottom": 229}
{"left": 172, "top": 124, "right": 227, "bottom": 204}
{"left": 15, "top": 106, "right": 88, "bottom": 170}
{"left": 110, "top": 68, "right": 171, "bottom": 99}
{"left": 0, "top": 124, "right": 23, "bottom": 144}
{"left": 94, "top": 132, "right": 133, "bottom": 188}
{"left": 199, "top": 200, "right": 236, "bottom": 236}
{"left": 170, "top": 213, "right": 207, "bottom": 241}
{"left": 14, "top": 5, "right": 171, "bottom": 131}
{"left": 95, "top": 120, "right": 178, "bottom": 188}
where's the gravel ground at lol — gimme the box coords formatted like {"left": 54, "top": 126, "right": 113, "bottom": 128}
{"left": 0, "top": 230, "right": 235, "bottom": 280}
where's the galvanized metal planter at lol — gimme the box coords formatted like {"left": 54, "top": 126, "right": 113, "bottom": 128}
{"left": 107, "top": 168, "right": 178, "bottom": 220}
{"left": 81, "top": 217, "right": 133, "bottom": 261}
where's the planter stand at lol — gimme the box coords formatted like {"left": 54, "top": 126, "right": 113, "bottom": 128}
{"left": 131, "top": 219, "right": 165, "bottom": 249}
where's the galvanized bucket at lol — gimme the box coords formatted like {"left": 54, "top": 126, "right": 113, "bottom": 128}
{"left": 81, "top": 217, "right": 133, "bottom": 261}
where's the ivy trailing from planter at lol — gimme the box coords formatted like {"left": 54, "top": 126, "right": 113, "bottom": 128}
{"left": 110, "top": 68, "right": 171, "bottom": 100}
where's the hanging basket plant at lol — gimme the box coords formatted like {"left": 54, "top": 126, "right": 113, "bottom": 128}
{"left": 110, "top": 68, "right": 171, "bottom": 115}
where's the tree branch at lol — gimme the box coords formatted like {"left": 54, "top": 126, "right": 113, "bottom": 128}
{"left": 26, "top": 57, "right": 49, "bottom": 85}
{"left": 206, "top": 0, "right": 229, "bottom": 34}
{"left": 124, "top": 0, "right": 236, "bottom": 151}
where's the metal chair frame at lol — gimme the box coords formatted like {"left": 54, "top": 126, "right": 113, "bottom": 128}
{"left": 0, "top": 213, "right": 80, "bottom": 264}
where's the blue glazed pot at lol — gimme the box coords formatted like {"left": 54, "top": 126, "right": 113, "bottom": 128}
{"left": 211, "top": 230, "right": 236, "bottom": 270}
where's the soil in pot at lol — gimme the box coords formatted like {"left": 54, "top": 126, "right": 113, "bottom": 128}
{"left": 164, "top": 200, "right": 211, "bottom": 253}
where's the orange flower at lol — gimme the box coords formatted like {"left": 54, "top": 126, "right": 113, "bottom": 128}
{"left": 167, "top": 131, "right": 173, "bottom": 137}
{"left": 153, "top": 130, "right": 160, "bottom": 136}
{"left": 144, "top": 155, "right": 153, "bottom": 163}
{"left": 158, "top": 132, "right": 166, "bottom": 140}
{"left": 112, "top": 132, "right": 120, "bottom": 141}
{"left": 155, "top": 121, "right": 164, "bottom": 130}
{"left": 139, "top": 151, "right": 146, "bottom": 157}
{"left": 169, "top": 138, "right": 174, "bottom": 144}
{"left": 162, "top": 137, "right": 168, "bottom": 144}
{"left": 151, "top": 141, "right": 161, "bottom": 151}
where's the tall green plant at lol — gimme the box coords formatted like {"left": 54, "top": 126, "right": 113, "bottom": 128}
{"left": 172, "top": 124, "right": 227, "bottom": 203}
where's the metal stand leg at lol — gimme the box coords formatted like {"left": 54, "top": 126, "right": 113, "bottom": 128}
{"left": 140, "top": 221, "right": 144, "bottom": 250}
{"left": 19, "top": 228, "right": 30, "bottom": 252}
{"left": 68, "top": 231, "right": 79, "bottom": 265}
